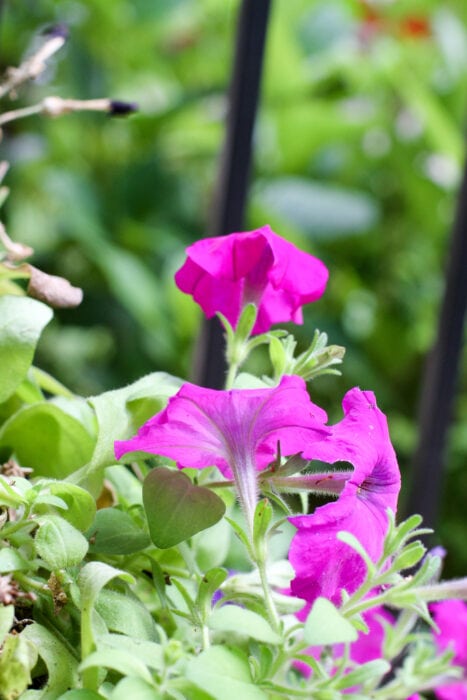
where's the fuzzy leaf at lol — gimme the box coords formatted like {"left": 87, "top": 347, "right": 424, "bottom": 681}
{"left": 110, "top": 678, "right": 164, "bottom": 700}
{"left": 87, "top": 507, "right": 150, "bottom": 554}
{"left": 35, "top": 515, "right": 88, "bottom": 569}
{"left": 186, "top": 646, "right": 268, "bottom": 700}
{"left": 208, "top": 606, "right": 281, "bottom": 644}
{"left": 21, "top": 622, "right": 79, "bottom": 696}
{"left": 0, "top": 403, "right": 96, "bottom": 478}
{"left": 79, "top": 649, "right": 153, "bottom": 684}
{"left": 78, "top": 561, "right": 135, "bottom": 611}
{"left": 35, "top": 482, "right": 96, "bottom": 531}
{"left": 0, "top": 633, "right": 37, "bottom": 699}
{"left": 85, "top": 371, "right": 182, "bottom": 476}
{"left": 305, "top": 597, "right": 358, "bottom": 645}
{"left": 96, "top": 589, "right": 158, "bottom": 641}
{"left": 0, "top": 295, "right": 52, "bottom": 403}
{"left": 0, "top": 606, "right": 14, "bottom": 644}
{"left": 98, "top": 633, "right": 163, "bottom": 669}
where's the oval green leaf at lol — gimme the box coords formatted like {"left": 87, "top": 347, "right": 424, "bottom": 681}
{"left": 87, "top": 507, "right": 150, "bottom": 554}
{"left": 35, "top": 515, "right": 88, "bottom": 569}
{"left": 0, "top": 296, "right": 53, "bottom": 404}
{"left": 208, "top": 606, "right": 281, "bottom": 644}
{"left": 0, "top": 403, "right": 95, "bottom": 478}
{"left": 186, "top": 646, "right": 268, "bottom": 700}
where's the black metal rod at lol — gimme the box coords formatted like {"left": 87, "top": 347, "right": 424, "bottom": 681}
{"left": 405, "top": 154, "right": 467, "bottom": 525}
{"left": 193, "top": 0, "right": 272, "bottom": 388}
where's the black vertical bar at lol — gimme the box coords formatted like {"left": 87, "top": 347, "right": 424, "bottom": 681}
{"left": 405, "top": 155, "right": 467, "bottom": 525}
{"left": 193, "top": 0, "right": 272, "bottom": 388}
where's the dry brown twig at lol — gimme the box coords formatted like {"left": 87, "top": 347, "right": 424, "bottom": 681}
{"left": 0, "top": 24, "right": 137, "bottom": 308}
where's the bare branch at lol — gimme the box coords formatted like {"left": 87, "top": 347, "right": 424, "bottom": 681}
{"left": 0, "top": 27, "right": 68, "bottom": 99}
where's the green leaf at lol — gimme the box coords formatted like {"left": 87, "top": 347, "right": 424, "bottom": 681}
{"left": 35, "top": 515, "right": 89, "bottom": 569}
{"left": 196, "top": 568, "right": 228, "bottom": 620}
{"left": 234, "top": 303, "right": 258, "bottom": 343}
{"left": 60, "top": 692, "right": 103, "bottom": 700}
{"left": 21, "top": 622, "right": 79, "bottom": 697}
{"left": 268, "top": 336, "right": 287, "bottom": 378}
{"left": 78, "top": 561, "right": 135, "bottom": 612}
{"left": 35, "top": 482, "right": 97, "bottom": 531}
{"left": 253, "top": 499, "right": 273, "bottom": 559}
{"left": 96, "top": 590, "right": 159, "bottom": 641}
{"left": 0, "top": 548, "right": 30, "bottom": 573}
{"left": 304, "top": 597, "right": 358, "bottom": 645}
{"left": 0, "top": 403, "right": 96, "bottom": 478}
{"left": 391, "top": 541, "right": 426, "bottom": 571}
{"left": 14, "top": 375, "right": 44, "bottom": 404}
{"left": 0, "top": 606, "right": 14, "bottom": 644}
{"left": 0, "top": 296, "right": 53, "bottom": 403}
{"left": 98, "top": 633, "right": 163, "bottom": 669}
{"left": 30, "top": 366, "right": 74, "bottom": 398}
{"left": 87, "top": 507, "right": 150, "bottom": 554}
{"left": 77, "top": 561, "right": 136, "bottom": 688}
{"left": 110, "top": 677, "right": 164, "bottom": 700}
{"left": 0, "top": 633, "right": 37, "bottom": 700}
{"left": 208, "top": 606, "right": 281, "bottom": 644}
{"left": 186, "top": 646, "right": 268, "bottom": 700}
{"left": 334, "top": 659, "right": 390, "bottom": 690}
{"left": 79, "top": 649, "right": 154, "bottom": 684}
{"left": 104, "top": 464, "right": 144, "bottom": 506}
{"left": 193, "top": 516, "right": 232, "bottom": 571}
{"left": 169, "top": 680, "right": 215, "bottom": 700}
{"left": 83, "top": 371, "right": 182, "bottom": 477}
{"left": 0, "top": 475, "right": 30, "bottom": 508}
{"left": 143, "top": 467, "right": 226, "bottom": 549}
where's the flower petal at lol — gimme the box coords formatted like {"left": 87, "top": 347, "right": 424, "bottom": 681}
{"left": 115, "top": 375, "right": 329, "bottom": 479}
{"left": 289, "top": 388, "right": 401, "bottom": 605}
{"left": 174, "top": 226, "right": 328, "bottom": 334}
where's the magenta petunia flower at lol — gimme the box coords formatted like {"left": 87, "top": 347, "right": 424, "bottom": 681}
{"left": 115, "top": 375, "right": 329, "bottom": 530}
{"left": 174, "top": 225, "right": 329, "bottom": 335}
{"left": 431, "top": 599, "right": 467, "bottom": 700}
{"left": 289, "top": 388, "right": 401, "bottom": 607}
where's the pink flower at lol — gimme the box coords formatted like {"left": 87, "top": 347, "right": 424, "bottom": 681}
{"left": 431, "top": 600, "right": 467, "bottom": 700}
{"left": 289, "top": 388, "right": 401, "bottom": 607}
{"left": 174, "top": 225, "right": 329, "bottom": 334}
{"left": 115, "top": 375, "right": 329, "bottom": 530}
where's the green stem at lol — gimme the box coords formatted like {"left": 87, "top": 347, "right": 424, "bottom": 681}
{"left": 178, "top": 541, "right": 199, "bottom": 577}
{"left": 201, "top": 624, "right": 211, "bottom": 650}
{"left": 14, "top": 572, "right": 48, "bottom": 593}
{"left": 340, "top": 589, "right": 390, "bottom": 618}
{"left": 0, "top": 517, "right": 35, "bottom": 540}
{"left": 256, "top": 555, "right": 281, "bottom": 635}
{"left": 225, "top": 360, "right": 240, "bottom": 390}
{"left": 80, "top": 601, "right": 99, "bottom": 691}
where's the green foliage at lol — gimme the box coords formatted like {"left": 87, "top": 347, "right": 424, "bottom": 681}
{"left": 0, "top": 297, "right": 52, "bottom": 403}
{"left": 87, "top": 507, "right": 150, "bottom": 554}
{"left": 186, "top": 646, "right": 269, "bottom": 700}
{"left": 142, "top": 467, "right": 226, "bottom": 548}
{"left": 305, "top": 598, "right": 358, "bottom": 645}
{"left": 35, "top": 515, "right": 89, "bottom": 569}
{"left": 0, "top": 3, "right": 466, "bottom": 697}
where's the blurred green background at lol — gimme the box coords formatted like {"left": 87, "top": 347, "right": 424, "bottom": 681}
{"left": 1, "top": 0, "right": 466, "bottom": 573}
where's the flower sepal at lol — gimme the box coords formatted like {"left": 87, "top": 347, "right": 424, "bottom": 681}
{"left": 252, "top": 498, "right": 273, "bottom": 563}
{"left": 268, "top": 330, "right": 345, "bottom": 384}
